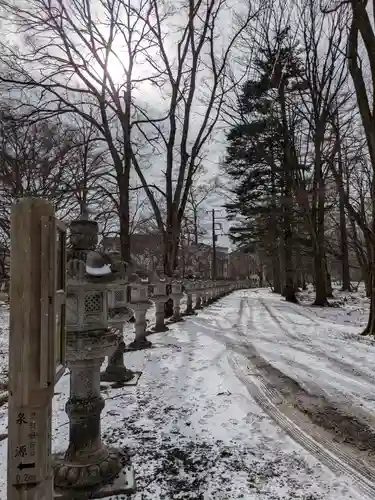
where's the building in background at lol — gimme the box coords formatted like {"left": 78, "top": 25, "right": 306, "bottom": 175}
{"left": 102, "top": 234, "right": 229, "bottom": 278}
{"left": 180, "top": 243, "right": 228, "bottom": 279}
{"left": 228, "top": 249, "right": 258, "bottom": 280}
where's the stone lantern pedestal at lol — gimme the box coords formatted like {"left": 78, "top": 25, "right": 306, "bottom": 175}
{"left": 170, "top": 281, "right": 184, "bottom": 322}
{"left": 207, "top": 284, "right": 214, "bottom": 304}
{"left": 195, "top": 281, "right": 203, "bottom": 310}
{"left": 101, "top": 331, "right": 138, "bottom": 385}
{"left": 151, "top": 275, "right": 170, "bottom": 333}
{"left": 54, "top": 328, "right": 126, "bottom": 492}
{"left": 203, "top": 282, "right": 210, "bottom": 305}
{"left": 152, "top": 297, "right": 169, "bottom": 332}
{"left": 101, "top": 259, "right": 140, "bottom": 384}
{"left": 101, "top": 305, "right": 138, "bottom": 385}
{"left": 183, "top": 282, "right": 197, "bottom": 316}
{"left": 128, "top": 280, "right": 153, "bottom": 350}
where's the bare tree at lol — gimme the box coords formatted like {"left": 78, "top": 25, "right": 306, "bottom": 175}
{"left": 126, "top": 0, "right": 264, "bottom": 274}
{"left": 184, "top": 175, "right": 217, "bottom": 245}
{"left": 0, "top": 106, "right": 79, "bottom": 276}
{"left": 292, "top": 0, "right": 348, "bottom": 305}
{"left": 0, "top": 0, "right": 164, "bottom": 261}
{"left": 319, "top": 0, "right": 375, "bottom": 332}
{"left": 0, "top": 0, "right": 264, "bottom": 274}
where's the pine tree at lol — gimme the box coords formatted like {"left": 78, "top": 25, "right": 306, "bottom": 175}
{"left": 224, "top": 27, "right": 306, "bottom": 301}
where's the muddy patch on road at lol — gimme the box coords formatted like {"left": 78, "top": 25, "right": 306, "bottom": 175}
{"left": 243, "top": 339, "right": 375, "bottom": 461}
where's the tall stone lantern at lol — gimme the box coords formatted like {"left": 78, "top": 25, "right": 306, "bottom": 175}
{"left": 128, "top": 274, "right": 153, "bottom": 350}
{"left": 151, "top": 270, "right": 170, "bottom": 333}
{"left": 170, "top": 276, "right": 184, "bottom": 322}
{"left": 101, "top": 251, "right": 136, "bottom": 384}
{"left": 53, "top": 212, "right": 135, "bottom": 497}
{"left": 183, "top": 279, "right": 197, "bottom": 316}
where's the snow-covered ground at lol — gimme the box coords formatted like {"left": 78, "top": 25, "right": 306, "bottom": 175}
{"left": 296, "top": 283, "right": 369, "bottom": 328}
{"left": 0, "top": 288, "right": 373, "bottom": 498}
{"left": 244, "top": 288, "right": 375, "bottom": 413}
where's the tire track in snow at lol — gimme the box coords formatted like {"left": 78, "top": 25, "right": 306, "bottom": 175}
{"left": 248, "top": 297, "right": 375, "bottom": 434}
{"left": 228, "top": 353, "right": 375, "bottom": 500}
{"left": 257, "top": 298, "right": 375, "bottom": 390}
{"left": 226, "top": 297, "right": 375, "bottom": 499}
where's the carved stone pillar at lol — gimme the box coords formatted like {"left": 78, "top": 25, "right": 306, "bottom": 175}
{"left": 54, "top": 329, "right": 122, "bottom": 490}
{"left": 101, "top": 283, "right": 135, "bottom": 384}
{"left": 151, "top": 276, "right": 169, "bottom": 333}
{"left": 201, "top": 282, "right": 208, "bottom": 306}
{"left": 182, "top": 281, "right": 194, "bottom": 316}
{"left": 101, "top": 333, "right": 134, "bottom": 384}
{"left": 195, "top": 281, "right": 202, "bottom": 310}
{"left": 153, "top": 298, "right": 169, "bottom": 332}
{"left": 170, "top": 281, "right": 183, "bottom": 322}
{"left": 128, "top": 281, "right": 152, "bottom": 349}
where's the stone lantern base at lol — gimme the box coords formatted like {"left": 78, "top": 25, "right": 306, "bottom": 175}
{"left": 100, "top": 339, "right": 139, "bottom": 385}
{"left": 127, "top": 300, "right": 153, "bottom": 350}
{"left": 127, "top": 337, "right": 153, "bottom": 350}
{"left": 183, "top": 303, "right": 197, "bottom": 316}
{"left": 54, "top": 447, "right": 121, "bottom": 491}
{"left": 54, "top": 458, "right": 136, "bottom": 499}
{"left": 151, "top": 323, "right": 169, "bottom": 333}
{"left": 101, "top": 365, "right": 140, "bottom": 385}
{"left": 150, "top": 297, "right": 169, "bottom": 333}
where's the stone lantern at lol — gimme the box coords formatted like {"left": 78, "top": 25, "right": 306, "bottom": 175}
{"left": 53, "top": 213, "right": 135, "bottom": 497}
{"left": 201, "top": 280, "right": 209, "bottom": 306}
{"left": 194, "top": 278, "right": 203, "bottom": 310}
{"left": 170, "top": 276, "right": 184, "bottom": 322}
{"left": 151, "top": 271, "right": 170, "bottom": 333}
{"left": 128, "top": 275, "right": 153, "bottom": 350}
{"left": 206, "top": 281, "right": 214, "bottom": 304}
{"left": 101, "top": 255, "right": 136, "bottom": 384}
{"left": 184, "top": 279, "right": 197, "bottom": 315}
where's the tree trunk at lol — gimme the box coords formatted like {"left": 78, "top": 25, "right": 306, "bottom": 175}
{"left": 282, "top": 224, "right": 298, "bottom": 302}
{"left": 163, "top": 216, "right": 181, "bottom": 317}
{"left": 118, "top": 171, "right": 131, "bottom": 263}
{"left": 313, "top": 250, "right": 328, "bottom": 306}
{"left": 258, "top": 265, "right": 264, "bottom": 287}
{"left": 324, "top": 256, "right": 333, "bottom": 298}
{"left": 362, "top": 240, "right": 375, "bottom": 334}
{"left": 272, "top": 253, "right": 282, "bottom": 293}
{"left": 270, "top": 157, "right": 281, "bottom": 294}
{"left": 279, "top": 82, "right": 298, "bottom": 303}
{"left": 363, "top": 176, "right": 375, "bottom": 334}
{"left": 312, "top": 125, "right": 328, "bottom": 306}
{"left": 337, "top": 131, "right": 351, "bottom": 291}
{"left": 347, "top": 7, "right": 375, "bottom": 333}
{"left": 278, "top": 236, "right": 285, "bottom": 293}
{"left": 363, "top": 271, "right": 371, "bottom": 298}
{"left": 194, "top": 211, "right": 199, "bottom": 245}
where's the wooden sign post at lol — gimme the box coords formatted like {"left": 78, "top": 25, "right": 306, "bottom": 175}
{"left": 7, "top": 199, "right": 66, "bottom": 500}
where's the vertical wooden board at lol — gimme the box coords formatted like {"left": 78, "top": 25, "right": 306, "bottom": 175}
{"left": 40, "top": 215, "right": 52, "bottom": 389}
{"left": 54, "top": 219, "right": 67, "bottom": 383}
{"left": 9, "top": 200, "right": 32, "bottom": 404}
{"left": 8, "top": 199, "right": 55, "bottom": 500}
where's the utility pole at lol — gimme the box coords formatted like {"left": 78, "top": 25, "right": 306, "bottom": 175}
{"left": 205, "top": 208, "right": 225, "bottom": 280}
{"left": 212, "top": 209, "right": 217, "bottom": 280}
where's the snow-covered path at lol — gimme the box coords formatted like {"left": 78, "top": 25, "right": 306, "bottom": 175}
{"left": 0, "top": 290, "right": 372, "bottom": 498}
{"left": 242, "top": 289, "right": 375, "bottom": 413}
